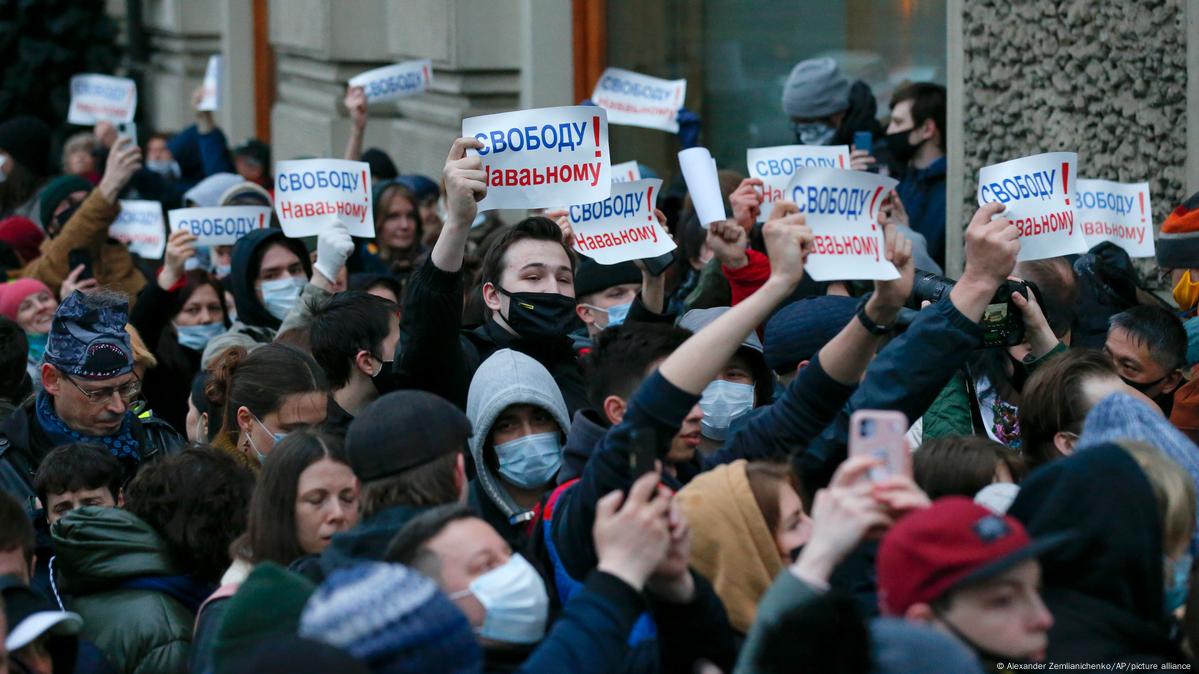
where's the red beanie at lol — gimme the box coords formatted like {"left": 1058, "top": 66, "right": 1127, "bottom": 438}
{"left": 0, "top": 216, "right": 45, "bottom": 264}
{"left": 0, "top": 278, "right": 51, "bottom": 322}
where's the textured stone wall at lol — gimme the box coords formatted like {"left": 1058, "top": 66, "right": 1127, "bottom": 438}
{"left": 962, "top": 0, "right": 1187, "bottom": 226}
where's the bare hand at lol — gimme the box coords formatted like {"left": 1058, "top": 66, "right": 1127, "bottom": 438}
{"left": 870, "top": 222, "right": 915, "bottom": 315}
{"left": 1009, "top": 280, "right": 1059, "bottom": 357}
{"left": 879, "top": 190, "right": 910, "bottom": 230}
{"left": 442, "top": 138, "right": 487, "bottom": 229}
{"left": 761, "top": 201, "right": 813, "bottom": 289}
{"left": 98, "top": 137, "right": 143, "bottom": 203}
{"left": 962, "top": 202, "right": 1020, "bottom": 288}
{"left": 594, "top": 472, "right": 672, "bottom": 591}
{"left": 345, "top": 86, "right": 368, "bottom": 131}
{"left": 706, "top": 219, "right": 748, "bottom": 269}
{"left": 849, "top": 148, "right": 877, "bottom": 172}
{"left": 60, "top": 264, "right": 99, "bottom": 298}
{"left": 159, "top": 228, "right": 197, "bottom": 289}
{"left": 791, "top": 456, "right": 893, "bottom": 584}
{"left": 543, "top": 209, "right": 575, "bottom": 248}
{"left": 646, "top": 494, "right": 695, "bottom": 602}
{"left": 730, "top": 178, "right": 764, "bottom": 231}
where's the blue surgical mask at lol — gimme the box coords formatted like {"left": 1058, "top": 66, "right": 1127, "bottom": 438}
{"left": 699, "top": 379, "right": 755, "bottom": 440}
{"left": 25, "top": 332, "right": 47, "bottom": 365}
{"left": 214, "top": 263, "right": 232, "bottom": 278}
{"left": 260, "top": 276, "right": 305, "bottom": 320}
{"left": 793, "top": 121, "right": 836, "bottom": 146}
{"left": 175, "top": 320, "right": 224, "bottom": 351}
{"left": 584, "top": 301, "right": 632, "bottom": 329}
{"left": 250, "top": 414, "right": 287, "bottom": 464}
{"left": 495, "top": 431, "right": 562, "bottom": 489}
{"left": 1165, "top": 553, "right": 1192, "bottom": 612}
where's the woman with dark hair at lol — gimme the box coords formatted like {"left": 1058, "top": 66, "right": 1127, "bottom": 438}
{"left": 132, "top": 228, "right": 230, "bottom": 432}
{"left": 205, "top": 343, "right": 329, "bottom": 470}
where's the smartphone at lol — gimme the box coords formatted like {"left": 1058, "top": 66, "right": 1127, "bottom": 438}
{"left": 117, "top": 121, "right": 138, "bottom": 145}
{"left": 68, "top": 248, "right": 93, "bottom": 281}
{"left": 848, "top": 410, "right": 910, "bottom": 481}
{"left": 852, "top": 131, "right": 873, "bottom": 155}
{"left": 629, "top": 428, "right": 658, "bottom": 478}
{"left": 641, "top": 250, "right": 675, "bottom": 277}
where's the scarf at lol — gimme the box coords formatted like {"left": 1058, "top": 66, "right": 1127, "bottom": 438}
{"left": 35, "top": 390, "right": 141, "bottom": 462}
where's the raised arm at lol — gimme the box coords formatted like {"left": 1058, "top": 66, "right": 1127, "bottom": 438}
{"left": 343, "top": 86, "right": 368, "bottom": 161}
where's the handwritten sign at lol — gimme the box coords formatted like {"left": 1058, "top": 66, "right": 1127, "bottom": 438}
{"left": 67, "top": 74, "right": 137, "bottom": 125}
{"left": 591, "top": 68, "right": 686, "bottom": 133}
{"left": 611, "top": 160, "right": 642, "bottom": 183}
{"left": 198, "top": 55, "right": 221, "bottom": 112}
{"left": 348, "top": 59, "right": 432, "bottom": 103}
{"left": 274, "top": 159, "right": 374, "bottom": 238}
{"left": 1075, "top": 179, "right": 1154, "bottom": 258}
{"left": 570, "top": 179, "right": 674, "bottom": 265}
{"left": 169, "top": 206, "right": 272, "bottom": 246}
{"left": 111, "top": 201, "right": 166, "bottom": 259}
{"left": 784, "top": 168, "right": 899, "bottom": 281}
{"left": 977, "top": 152, "right": 1085, "bottom": 262}
{"left": 747, "top": 145, "right": 852, "bottom": 222}
{"left": 463, "top": 106, "right": 611, "bottom": 211}
{"left": 678, "top": 147, "right": 726, "bottom": 228}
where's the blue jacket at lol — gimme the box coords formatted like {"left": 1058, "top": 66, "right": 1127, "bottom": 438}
{"left": 895, "top": 157, "right": 947, "bottom": 267}
{"left": 166, "top": 124, "right": 236, "bottom": 189}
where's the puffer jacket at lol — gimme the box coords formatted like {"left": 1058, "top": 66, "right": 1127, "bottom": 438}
{"left": 53, "top": 507, "right": 208, "bottom": 674}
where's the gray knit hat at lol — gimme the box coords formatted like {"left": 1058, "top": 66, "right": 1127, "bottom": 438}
{"left": 781, "top": 57, "right": 851, "bottom": 119}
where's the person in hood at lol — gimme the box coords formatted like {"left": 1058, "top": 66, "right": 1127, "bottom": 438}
{"left": 309, "top": 291, "right": 401, "bottom": 440}
{"left": 0, "top": 116, "right": 52, "bottom": 227}
{"left": 130, "top": 228, "right": 230, "bottom": 432}
{"left": 1104, "top": 305, "right": 1187, "bottom": 414}
{"left": 52, "top": 447, "right": 253, "bottom": 674}
{"left": 222, "top": 227, "right": 311, "bottom": 339}
{"left": 357, "top": 179, "right": 427, "bottom": 286}
{"left": 1008, "top": 443, "right": 1192, "bottom": 664}
{"left": 466, "top": 349, "right": 571, "bottom": 548}
{"left": 204, "top": 344, "right": 328, "bottom": 470}
{"left": 886, "top": 83, "right": 947, "bottom": 267}
{"left": 779, "top": 57, "right": 885, "bottom": 172}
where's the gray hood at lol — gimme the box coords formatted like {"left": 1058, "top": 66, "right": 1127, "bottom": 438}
{"left": 466, "top": 349, "right": 571, "bottom": 522}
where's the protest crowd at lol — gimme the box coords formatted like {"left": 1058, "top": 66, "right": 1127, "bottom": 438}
{"left": 0, "top": 40, "right": 1198, "bottom": 674}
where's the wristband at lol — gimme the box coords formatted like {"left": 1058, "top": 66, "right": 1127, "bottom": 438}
{"left": 855, "top": 292, "right": 895, "bottom": 335}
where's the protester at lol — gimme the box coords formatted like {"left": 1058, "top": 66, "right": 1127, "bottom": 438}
{"left": 572, "top": 257, "right": 643, "bottom": 340}
{"left": 913, "top": 435, "right": 1023, "bottom": 500}
{"left": 1105, "top": 304, "right": 1187, "bottom": 413}
{"left": 33, "top": 443, "right": 123, "bottom": 528}
{"left": 887, "top": 83, "right": 947, "bottom": 266}
{"left": 232, "top": 139, "right": 271, "bottom": 191}
{"left": 0, "top": 216, "right": 45, "bottom": 268}
{"left": 0, "top": 116, "right": 52, "bottom": 227}
{"left": 0, "top": 278, "right": 57, "bottom": 387}
{"left": 62, "top": 132, "right": 101, "bottom": 183}
{"left": 780, "top": 57, "right": 884, "bottom": 171}
{"left": 0, "top": 491, "right": 35, "bottom": 584}
{"left": 209, "top": 227, "right": 311, "bottom": 353}
{"left": 360, "top": 179, "right": 427, "bottom": 285}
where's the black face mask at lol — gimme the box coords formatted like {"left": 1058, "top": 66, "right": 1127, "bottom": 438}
{"left": 372, "top": 359, "right": 404, "bottom": 396}
{"left": 496, "top": 287, "right": 579, "bottom": 341}
{"left": 49, "top": 201, "right": 83, "bottom": 239}
{"left": 1121, "top": 373, "right": 1169, "bottom": 395}
{"left": 885, "top": 128, "right": 924, "bottom": 165}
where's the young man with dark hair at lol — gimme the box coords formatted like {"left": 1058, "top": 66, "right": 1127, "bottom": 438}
{"left": 33, "top": 443, "right": 124, "bottom": 526}
{"left": 1105, "top": 304, "right": 1188, "bottom": 412}
{"left": 887, "top": 82, "right": 947, "bottom": 266}
{"left": 0, "top": 490, "right": 35, "bottom": 583}
{"left": 308, "top": 291, "right": 401, "bottom": 438}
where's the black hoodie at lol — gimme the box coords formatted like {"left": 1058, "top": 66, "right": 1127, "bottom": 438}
{"left": 1008, "top": 443, "right": 1184, "bottom": 664}
{"left": 228, "top": 228, "right": 312, "bottom": 331}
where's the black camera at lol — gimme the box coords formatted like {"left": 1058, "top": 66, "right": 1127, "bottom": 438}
{"left": 910, "top": 271, "right": 1038, "bottom": 348}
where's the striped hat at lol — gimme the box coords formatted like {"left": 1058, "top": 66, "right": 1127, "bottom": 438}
{"left": 299, "top": 562, "right": 481, "bottom": 674}
{"left": 1156, "top": 191, "right": 1199, "bottom": 269}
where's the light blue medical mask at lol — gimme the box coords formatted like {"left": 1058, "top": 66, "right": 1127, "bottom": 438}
{"left": 495, "top": 431, "right": 562, "bottom": 489}
{"left": 699, "top": 379, "right": 755, "bottom": 441}
{"left": 793, "top": 121, "right": 836, "bottom": 146}
{"left": 584, "top": 301, "right": 632, "bottom": 329}
{"left": 249, "top": 414, "right": 287, "bottom": 464}
{"left": 214, "top": 263, "right": 232, "bottom": 278}
{"left": 1165, "top": 552, "right": 1192, "bottom": 612}
{"left": 175, "top": 320, "right": 224, "bottom": 351}
{"left": 25, "top": 332, "right": 47, "bottom": 365}
{"left": 260, "top": 276, "right": 305, "bottom": 320}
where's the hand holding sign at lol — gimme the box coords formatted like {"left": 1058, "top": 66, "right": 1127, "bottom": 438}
{"left": 111, "top": 200, "right": 166, "bottom": 259}
{"left": 273, "top": 159, "right": 374, "bottom": 238}
{"left": 977, "top": 152, "right": 1085, "bottom": 261}
{"left": 443, "top": 138, "right": 488, "bottom": 228}
{"left": 730, "top": 178, "right": 764, "bottom": 232}
{"left": 159, "top": 229, "right": 197, "bottom": 289}
{"left": 169, "top": 206, "right": 271, "bottom": 246}
{"left": 746, "top": 145, "right": 852, "bottom": 223}
{"left": 963, "top": 203, "right": 1021, "bottom": 289}
{"left": 872, "top": 222, "right": 915, "bottom": 313}
{"left": 68, "top": 74, "right": 137, "bottom": 125}
{"left": 345, "top": 86, "right": 368, "bottom": 131}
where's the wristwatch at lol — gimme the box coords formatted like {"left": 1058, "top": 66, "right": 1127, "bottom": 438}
{"left": 855, "top": 292, "right": 895, "bottom": 335}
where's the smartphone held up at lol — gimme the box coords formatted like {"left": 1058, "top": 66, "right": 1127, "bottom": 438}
{"left": 848, "top": 410, "right": 910, "bottom": 482}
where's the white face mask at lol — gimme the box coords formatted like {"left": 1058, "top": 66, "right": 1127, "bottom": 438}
{"left": 699, "top": 379, "right": 755, "bottom": 440}
{"left": 260, "top": 276, "right": 305, "bottom": 320}
{"left": 450, "top": 553, "right": 548, "bottom": 644}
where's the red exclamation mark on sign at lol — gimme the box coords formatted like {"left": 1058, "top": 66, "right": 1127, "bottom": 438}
{"left": 838, "top": 155, "right": 845, "bottom": 169}
{"left": 592, "top": 116, "right": 601, "bottom": 157}
{"left": 362, "top": 170, "right": 369, "bottom": 200}
{"left": 423, "top": 64, "right": 429, "bottom": 86}
{"left": 1139, "top": 192, "right": 1146, "bottom": 222}
{"left": 258, "top": 212, "right": 264, "bottom": 229}
{"left": 646, "top": 186, "right": 654, "bottom": 220}
{"left": 1062, "top": 162, "right": 1070, "bottom": 205}
{"left": 868, "top": 186, "right": 884, "bottom": 230}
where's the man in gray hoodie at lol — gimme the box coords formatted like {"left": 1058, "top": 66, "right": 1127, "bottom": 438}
{"left": 466, "top": 349, "right": 571, "bottom": 548}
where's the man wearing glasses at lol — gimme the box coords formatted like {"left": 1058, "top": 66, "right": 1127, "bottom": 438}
{"left": 0, "top": 290, "right": 183, "bottom": 519}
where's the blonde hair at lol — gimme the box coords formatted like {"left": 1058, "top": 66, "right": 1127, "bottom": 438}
{"left": 62, "top": 132, "right": 97, "bottom": 165}
{"left": 125, "top": 324, "right": 158, "bottom": 371}
{"left": 1120, "top": 441, "right": 1197, "bottom": 555}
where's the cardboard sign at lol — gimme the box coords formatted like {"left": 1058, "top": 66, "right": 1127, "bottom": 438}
{"left": 747, "top": 145, "right": 852, "bottom": 222}
{"left": 1075, "top": 179, "right": 1154, "bottom": 258}
{"left": 463, "top": 106, "right": 611, "bottom": 211}
{"left": 977, "top": 152, "right": 1085, "bottom": 261}
{"left": 348, "top": 60, "right": 432, "bottom": 103}
{"left": 591, "top": 68, "right": 686, "bottom": 133}
{"left": 611, "top": 160, "right": 641, "bottom": 183}
{"left": 678, "top": 147, "right": 726, "bottom": 227}
{"left": 169, "top": 206, "right": 272, "bottom": 246}
{"left": 570, "top": 179, "right": 674, "bottom": 265}
{"left": 783, "top": 168, "right": 899, "bottom": 281}
{"left": 111, "top": 201, "right": 166, "bottom": 259}
{"left": 198, "top": 55, "right": 221, "bottom": 112}
{"left": 67, "top": 74, "right": 137, "bottom": 125}
{"left": 274, "top": 159, "right": 374, "bottom": 238}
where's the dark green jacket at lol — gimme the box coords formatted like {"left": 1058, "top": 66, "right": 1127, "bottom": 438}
{"left": 53, "top": 507, "right": 194, "bottom": 674}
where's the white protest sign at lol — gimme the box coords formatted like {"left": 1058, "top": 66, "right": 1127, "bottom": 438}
{"left": 348, "top": 59, "right": 432, "bottom": 103}
{"left": 274, "top": 159, "right": 374, "bottom": 238}
{"left": 198, "top": 55, "right": 221, "bottom": 112}
{"left": 570, "top": 179, "right": 674, "bottom": 265}
{"left": 111, "top": 201, "right": 166, "bottom": 259}
{"left": 591, "top": 68, "right": 686, "bottom": 133}
{"left": 611, "top": 160, "right": 641, "bottom": 183}
{"left": 463, "top": 106, "right": 611, "bottom": 211}
{"left": 977, "top": 152, "right": 1084, "bottom": 262}
{"left": 67, "top": 74, "right": 137, "bottom": 125}
{"left": 747, "top": 145, "right": 852, "bottom": 222}
{"left": 784, "top": 168, "right": 899, "bottom": 281}
{"left": 169, "top": 206, "right": 271, "bottom": 246}
{"left": 678, "top": 147, "right": 726, "bottom": 228}
{"left": 1074, "top": 179, "right": 1154, "bottom": 258}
